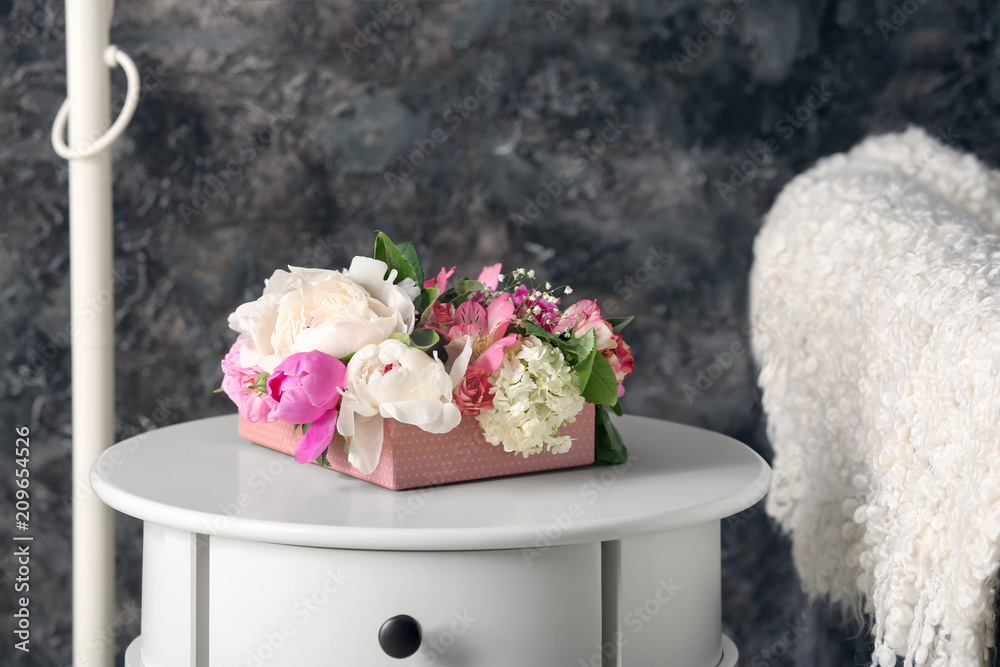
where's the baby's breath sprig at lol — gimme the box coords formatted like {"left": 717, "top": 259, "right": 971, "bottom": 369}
{"left": 490, "top": 267, "right": 579, "bottom": 331}
{"left": 497, "top": 268, "right": 574, "bottom": 299}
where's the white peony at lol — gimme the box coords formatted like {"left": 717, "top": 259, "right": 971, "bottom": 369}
{"left": 337, "top": 338, "right": 461, "bottom": 474}
{"left": 476, "top": 336, "right": 585, "bottom": 457}
{"left": 228, "top": 258, "right": 418, "bottom": 373}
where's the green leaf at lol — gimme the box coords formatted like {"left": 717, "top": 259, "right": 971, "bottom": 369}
{"left": 213, "top": 387, "right": 225, "bottom": 394}
{"left": 249, "top": 371, "right": 270, "bottom": 393}
{"left": 522, "top": 320, "right": 562, "bottom": 342}
{"left": 609, "top": 399, "right": 623, "bottom": 417}
{"left": 606, "top": 316, "right": 634, "bottom": 334}
{"left": 397, "top": 241, "right": 424, "bottom": 288}
{"left": 373, "top": 232, "right": 420, "bottom": 286}
{"left": 315, "top": 448, "right": 331, "bottom": 467}
{"left": 408, "top": 328, "right": 440, "bottom": 350}
{"left": 593, "top": 406, "right": 628, "bottom": 465}
{"left": 452, "top": 279, "right": 486, "bottom": 305}
{"left": 581, "top": 351, "right": 618, "bottom": 405}
{"left": 438, "top": 286, "right": 457, "bottom": 303}
{"left": 438, "top": 276, "right": 483, "bottom": 305}
{"left": 563, "top": 328, "right": 595, "bottom": 366}
{"left": 456, "top": 278, "right": 484, "bottom": 292}
{"left": 416, "top": 287, "right": 440, "bottom": 324}
{"left": 389, "top": 329, "right": 440, "bottom": 351}
{"left": 573, "top": 345, "right": 597, "bottom": 390}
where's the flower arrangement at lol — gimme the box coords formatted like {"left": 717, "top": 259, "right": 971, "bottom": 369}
{"left": 221, "top": 233, "right": 632, "bottom": 476}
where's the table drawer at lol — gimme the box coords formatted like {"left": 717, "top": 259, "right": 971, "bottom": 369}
{"left": 206, "top": 537, "right": 601, "bottom": 667}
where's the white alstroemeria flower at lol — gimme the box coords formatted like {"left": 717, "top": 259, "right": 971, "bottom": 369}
{"left": 227, "top": 259, "right": 418, "bottom": 372}
{"left": 337, "top": 338, "right": 461, "bottom": 474}
{"left": 444, "top": 336, "right": 474, "bottom": 388}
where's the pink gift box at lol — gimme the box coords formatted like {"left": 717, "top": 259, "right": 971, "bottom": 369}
{"left": 238, "top": 403, "right": 596, "bottom": 490}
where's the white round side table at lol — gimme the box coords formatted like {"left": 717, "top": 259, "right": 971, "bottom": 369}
{"left": 92, "top": 414, "right": 770, "bottom": 667}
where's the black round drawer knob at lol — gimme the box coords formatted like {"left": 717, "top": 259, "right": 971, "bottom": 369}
{"left": 378, "top": 614, "right": 422, "bottom": 659}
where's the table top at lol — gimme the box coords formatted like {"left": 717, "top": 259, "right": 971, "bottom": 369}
{"left": 91, "top": 414, "right": 770, "bottom": 551}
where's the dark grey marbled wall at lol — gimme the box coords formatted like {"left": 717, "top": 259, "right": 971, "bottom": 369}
{"left": 2, "top": 0, "right": 998, "bottom": 665}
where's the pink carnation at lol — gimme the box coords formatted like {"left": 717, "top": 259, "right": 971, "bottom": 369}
{"left": 221, "top": 338, "right": 278, "bottom": 423}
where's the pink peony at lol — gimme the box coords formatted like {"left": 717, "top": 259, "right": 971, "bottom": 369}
{"left": 453, "top": 366, "right": 495, "bottom": 415}
{"left": 556, "top": 299, "right": 615, "bottom": 350}
{"left": 221, "top": 338, "right": 278, "bottom": 423}
{"left": 604, "top": 333, "right": 634, "bottom": 398}
{"left": 267, "top": 350, "right": 348, "bottom": 463}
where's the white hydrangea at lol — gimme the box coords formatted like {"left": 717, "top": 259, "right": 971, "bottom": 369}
{"left": 476, "top": 336, "right": 585, "bottom": 456}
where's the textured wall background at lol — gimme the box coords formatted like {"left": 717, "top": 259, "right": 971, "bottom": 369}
{"left": 2, "top": 0, "right": 998, "bottom": 665}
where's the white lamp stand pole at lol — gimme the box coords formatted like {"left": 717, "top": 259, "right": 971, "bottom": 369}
{"left": 51, "top": 1, "right": 139, "bottom": 665}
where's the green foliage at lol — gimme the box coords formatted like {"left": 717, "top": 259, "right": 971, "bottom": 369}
{"left": 566, "top": 329, "right": 597, "bottom": 383}
{"left": 373, "top": 232, "right": 422, "bottom": 286}
{"left": 451, "top": 278, "right": 486, "bottom": 305}
{"left": 409, "top": 328, "right": 440, "bottom": 350}
{"left": 390, "top": 329, "right": 441, "bottom": 351}
{"left": 415, "top": 287, "right": 440, "bottom": 324}
{"left": 581, "top": 351, "right": 618, "bottom": 405}
{"left": 606, "top": 316, "right": 634, "bottom": 334}
{"left": 521, "top": 320, "right": 562, "bottom": 342}
{"left": 397, "top": 241, "right": 424, "bottom": 287}
{"left": 315, "top": 448, "right": 331, "bottom": 467}
{"left": 250, "top": 372, "right": 270, "bottom": 394}
{"left": 593, "top": 405, "right": 628, "bottom": 465}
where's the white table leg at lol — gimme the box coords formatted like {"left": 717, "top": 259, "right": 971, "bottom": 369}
{"left": 604, "top": 521, "right": 726, "bottom": 667}
{"left": 124, "top": 636, "right": 144, "bottom": 667}
{"left": 140, "top": 523, "right": 207, "bottom": 667}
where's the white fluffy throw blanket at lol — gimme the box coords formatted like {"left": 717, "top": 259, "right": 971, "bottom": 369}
{"left": 751, "top": 127, "right": 1000, "bottom": 667}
